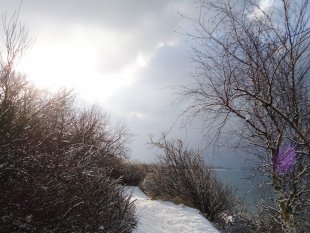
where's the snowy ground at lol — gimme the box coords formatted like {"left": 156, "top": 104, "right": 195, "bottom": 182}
{"left": 125, "top": 186, "right": 220, "bottom": 233}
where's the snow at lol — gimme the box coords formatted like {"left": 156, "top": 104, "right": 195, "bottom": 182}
{"left": 125, "top": 186, "right": 220, "bottom": 233}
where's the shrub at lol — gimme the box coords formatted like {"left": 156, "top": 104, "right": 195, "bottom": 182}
{"left": 0, "top": 79, "right": 137, "bottom": 232}
{"left": 111, "top": 161, "right": 148, "bottom": 186}
{"left": 145, "top": 136, "right": 237, "bottom": 221}
{"left": 0, "top": 14, "right": 137, "bottom": 231}
{"left": 217, "top": 214, "right": 258, "bottom": 233}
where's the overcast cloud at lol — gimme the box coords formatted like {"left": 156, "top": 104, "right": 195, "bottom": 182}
{"left": 0, "top": 0, "right": 247, "bottom": 168}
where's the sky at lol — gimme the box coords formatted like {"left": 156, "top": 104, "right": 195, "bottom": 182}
{"left": 0, "top": 0, "right": 254, "bottom": 169}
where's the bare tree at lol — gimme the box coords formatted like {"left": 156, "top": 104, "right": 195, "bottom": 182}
{"left": 181, "top": 0, "right": 310, "bottom": 232}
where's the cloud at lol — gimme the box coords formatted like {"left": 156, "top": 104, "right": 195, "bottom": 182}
{"left": 3, "top": 0, "right": 194, "bottom": 101}
{"left": 0, "top": 0, "right": 246, "bottom": 168}
{"left": 249, "top": 0, "right": 274, "bottom": 19}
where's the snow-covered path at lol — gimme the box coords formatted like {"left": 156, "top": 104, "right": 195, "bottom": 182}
{"left": 125, "top": 186, "right": 220, "bottom": 233}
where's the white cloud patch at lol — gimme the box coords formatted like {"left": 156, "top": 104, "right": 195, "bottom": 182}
{"left": 136, "top": 53, "right": 148, "bottom": 67}
{"left": 129, "top": 112, "right": 146, "bottom": 120}
{"left": 249, "top": 0, "right": 274, "bottom": 19}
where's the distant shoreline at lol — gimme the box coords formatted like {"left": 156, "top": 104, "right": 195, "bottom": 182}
{"left": 211, "top": 167, "right": 243, "bottom": 172}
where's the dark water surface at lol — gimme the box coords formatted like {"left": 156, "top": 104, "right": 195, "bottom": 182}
{"left": 214, "top": 169, "right": 261, "bottom": 212}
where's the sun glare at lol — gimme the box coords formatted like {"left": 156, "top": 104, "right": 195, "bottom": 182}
{"left": 17, "top": 26, "right": 146, "bottom": 103}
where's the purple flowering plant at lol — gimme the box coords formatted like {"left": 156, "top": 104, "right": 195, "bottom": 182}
{"left": 273, "top": 143, "right": 297, "bottom": 175}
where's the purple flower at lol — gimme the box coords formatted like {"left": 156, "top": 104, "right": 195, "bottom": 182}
{"left": 273, "top": 144, "right": 297, "bottom": 175}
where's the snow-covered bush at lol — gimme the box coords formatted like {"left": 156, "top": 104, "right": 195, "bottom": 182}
{"left": 0, "top": 13, "right": 136, "bottom": 233}
{"left": 146, "top": 136, "right": 238, "bottom": 221}
{"left": 0, "top": 76, "right": 137, "bottom": 233}
{"left": 111, "top": 161, "right": 149, "bottom": 186}
{"left": 218, "top": 214, "right": 258, "bottom": 233}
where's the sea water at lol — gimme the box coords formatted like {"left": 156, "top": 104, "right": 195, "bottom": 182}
{"left": 214, "top": 169, "right": 261, "bottom": 213}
